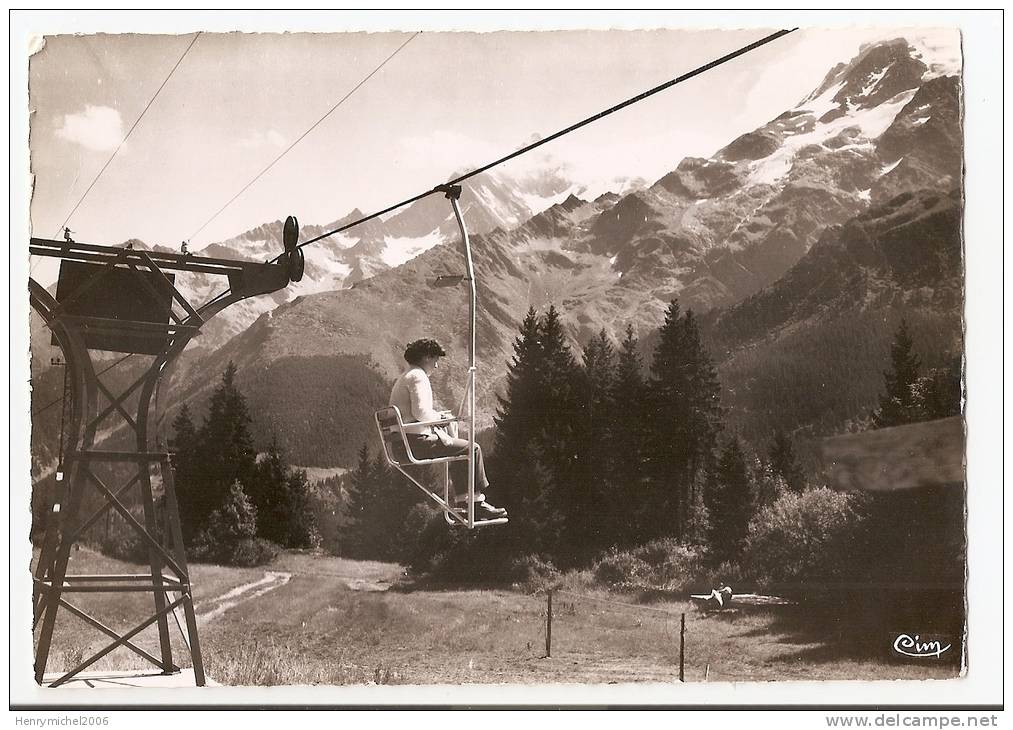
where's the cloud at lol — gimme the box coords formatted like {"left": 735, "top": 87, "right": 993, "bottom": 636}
{"left": 238, "top": 129, "right": 287, "bottom": 149}
{"left": 56, "top": 105, "right": 125, "bottom": 152}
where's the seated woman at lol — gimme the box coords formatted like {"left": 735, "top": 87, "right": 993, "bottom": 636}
{"left": 388, "top": 338, "right": 507, "bottom": 520}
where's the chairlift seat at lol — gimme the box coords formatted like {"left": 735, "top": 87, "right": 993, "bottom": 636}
{"left": 374, "top": 405, "right": 507, "bottom": 528}
{"left": 374, "top": 406, "right": 468, "bottom": 467}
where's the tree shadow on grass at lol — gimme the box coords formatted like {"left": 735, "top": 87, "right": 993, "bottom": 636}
{"left": 720, "top": 588, "right": 964, "bottom": 666}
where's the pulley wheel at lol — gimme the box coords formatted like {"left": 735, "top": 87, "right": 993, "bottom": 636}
{"left": 288, "top": 247, "right": 305, "bottom": 282}
{"left": 284, "top": 215, "right": 299, "bottom": 252}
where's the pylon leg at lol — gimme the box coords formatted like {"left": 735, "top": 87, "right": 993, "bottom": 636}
{"left": 34, "top": 457, "right": 87, "bottom": 684}
{"left": 32, "top": 482, "right": 64, "bottom": 627}
{"left": 160, "top": 457, "right": 205, "bottom": 685}
{"left": 137, "top": 462, "right": 175, "bottom": 673}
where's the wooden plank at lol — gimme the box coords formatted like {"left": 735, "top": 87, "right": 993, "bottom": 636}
{"left": 820, "top": 417, "right": 965, "bottom": 492}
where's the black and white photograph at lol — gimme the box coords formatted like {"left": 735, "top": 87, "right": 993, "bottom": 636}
{"left": 9, "top": 9, "right": 1004, "bottom": 714}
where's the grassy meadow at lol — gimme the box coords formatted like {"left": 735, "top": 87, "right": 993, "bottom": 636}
{"left": 30, "top": 547, "right": 960, "bottom": 686}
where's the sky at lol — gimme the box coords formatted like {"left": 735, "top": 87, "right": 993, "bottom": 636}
{"left": 27, "top": 25, "right": 960, "bottom": 285}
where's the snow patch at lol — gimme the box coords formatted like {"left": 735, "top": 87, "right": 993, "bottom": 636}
{"left": 747, "top": 89, "right": 918, "bottom": 187}
{"left": 749, "top": 153, "right": 794, "bottom": 186}
{"left": 856, "top": 188, "right": 871, "bottom": 201}
{"left": 860, "top": 66, "right": 890, "bottom": 97}
{"left": 881, "top": 157, "right": 904, "bottom": 175}
{"left": 911, "top": 116, "right": 931, "bottom": 126}
{"left": 380, "top": 230, "right": 444, "bottom": 268}
{"left": 471, "top": 184, "right": 519, "bottom": 229}
{"left": 513, "top": 183, "right": 586, "bottom": 218}
{"left": 797, "top": 79, "right": 847, "bottom": 119}
{"left": 328, "top": 233, "right": 360, "bottom": 250}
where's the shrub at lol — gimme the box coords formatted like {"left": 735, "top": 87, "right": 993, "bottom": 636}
{"left": 228, "top": 537, "right": 281, "bottom": 567}
{"left": 398, "top": 503, "right": 442, "bottom": 565}
{"left": 631, "top": 538, "right": 710, "bottom": 592}
{"left": 189, "top": 481, "right": 263, "bottom": 565}
{"left": 507, "top": 554, "right": 560, "bottom": 593}
{"left": 593, "top": 549, "right": 651, "bottom": 589}
{"left": 589, "top": 540, "right": 713, "bottom": 592}
{"left": 99, "top": 529, "right": 149, "bottom": 564}
{"left": 741, "top": 487, "right": 866, "bottom": 592}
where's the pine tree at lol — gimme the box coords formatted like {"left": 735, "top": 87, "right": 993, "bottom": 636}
{"left": 491, "top": 308, "right": 550, "bottom": 547}
{"left": 169, "top": 404, "right": 200, "bottom": 543}
{"left": 646, "top": 301, "right": 722, "bottom": 539}
{"left": 873, "top": 319, "right": 922, "bottom": 428}
{"left": 611, "top": 324, "right": 649, "bottom": 544}
{"left": 574, "top": 329, "right": 617, "bottom": 551}
{"left": 490, "top": 306, "right": 584, "bottom": 560}
{"left": 192, "top": 362, "right": 257, "bottom": 535}
{"left": 210, "top": 480, "right": 259, "bottom": 545}
{"left": 248, "top": 436, "right": 288, "bottom": 544}
{"left": 707, "top": 438, "right": 753, "bottom": 564}
{"left": 768, "top": 430, "right": 804, "bottom": 494}
{"left": 912, "top": 355, "right": 962, "bottom": 421}
{"left": 342, "top": 443, "right": 420, "bottom": 559}
{"left": 532, "top": 306, "right": 584, "bottom": 558}
{"left": 282, "top": 468, "right": 319, "bottom": 549}
{"left": 191, "top": 480, "right": 258, "bottom": 563}
{"left": 494, "top": 307, "right": 543, "bottom": 462}
{"left": 343, "top": 443, "right": 381, "bottom": 557}
{"left": 371, "top": 450, "right": 420, "bottom": 559}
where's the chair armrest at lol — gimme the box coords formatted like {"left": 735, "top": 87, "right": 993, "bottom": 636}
{"left": 411, "top": 417, "right": 459, "bottom": 428}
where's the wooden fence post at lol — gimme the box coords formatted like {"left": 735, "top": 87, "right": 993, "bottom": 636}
{"left": 546, "top": 590, "right": 553, "bottom": 658}
{"left": 679, "top": 612, "right": 685, "bottom": 682}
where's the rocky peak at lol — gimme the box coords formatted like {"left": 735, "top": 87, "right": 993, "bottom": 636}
{"left": 808, "top": 39, "right": 928, "bottom": 112}
{"left": 560, "top": 193, "right": 585, "bottom": 212}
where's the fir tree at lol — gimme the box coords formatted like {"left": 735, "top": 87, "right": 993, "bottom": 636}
{"left": 490, "top": 306, "right": 583, "bottom": 559}
{"left": 646, "top": 301, "right": 722, "bottom": 539}
{"left": 491, "top": 308, "right": 550, "bottom": 545}
{"left": 249, "top": 436, "right": 318, "bottom": 549}
{"left": 575, "top": 329, "right": 617, "bottom": 551}
{"left": 873, "top": 320, "right": 922, "bottom": 428}
{"left": 532, "top": 306, "right": 584, "bottom": 558}
{"left": 169, "top": 404, "right": 200, "bottom": 543}
{"left": 707, "top": 438, "right": 753, "bottom": 564}
{"left": 193, "top": 362, "right": 257, "bottom": 532}
{"left": 282, "top": 468, "right": 320, "bottom": 549}
{"left": 191, "top": 480, "right": 258, "bottom": 563}
{"left": 343, "top": 443, "right": 419, "bottom": 559}
{"left": 248, "top": 436, "right": 288, "bottom": 543}
{"left": 912, "top": 355, "right": 962, "bottom": 421}
{"left": 494, "top": 307, "right": 543, "bottom": 462}
{"left": 343, "top": 443, "right": 382, "bottom": 557}
{"left": 768, "top": 430, "right": 804, "bottom": 494}
{"left": 210, "top": 480, "right": 259, "bottom": 545}
{"left": 372, "top": 450, "right": 421, "bottom": 558}
{"left": 611, "top": 324, "right": 649, "bottom": 544}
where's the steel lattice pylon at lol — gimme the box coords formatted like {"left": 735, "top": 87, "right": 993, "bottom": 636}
{"left": 29, "top": 233, "right": 297, "bottom": 687}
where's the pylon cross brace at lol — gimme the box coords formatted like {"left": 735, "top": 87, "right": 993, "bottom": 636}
{"left": 29, "top": 235, "right": 293, "bottom": 687}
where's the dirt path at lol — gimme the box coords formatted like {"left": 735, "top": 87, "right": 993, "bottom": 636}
{"left": 195, "top": 571, "right": 292, "bottom": 624}
{"left": 194, "top": 554, "right": 398, "bottom": 625}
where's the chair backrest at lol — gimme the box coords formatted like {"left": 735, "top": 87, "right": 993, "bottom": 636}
{"left": 375, "top": 406, "right": 410, "bottom": 465}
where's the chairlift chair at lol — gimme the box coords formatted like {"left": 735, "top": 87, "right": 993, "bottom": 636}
{"left": 373, "top": 184, "right": 507, "bottom": 529}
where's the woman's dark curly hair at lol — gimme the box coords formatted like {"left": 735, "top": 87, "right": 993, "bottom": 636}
{"left": 404, "top": 338, "right": 447, "bottom": 365}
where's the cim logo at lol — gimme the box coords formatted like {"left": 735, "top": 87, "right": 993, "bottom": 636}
{"left": 892, "top": 633, "right": 952, "bottom": 659}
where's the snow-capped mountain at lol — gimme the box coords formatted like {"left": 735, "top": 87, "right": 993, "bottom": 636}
{"left": 32, "top": 37, "right": 964, "bottom": 471}
{"left": 160, "top": 167, "right": 588, "bottom": 350}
